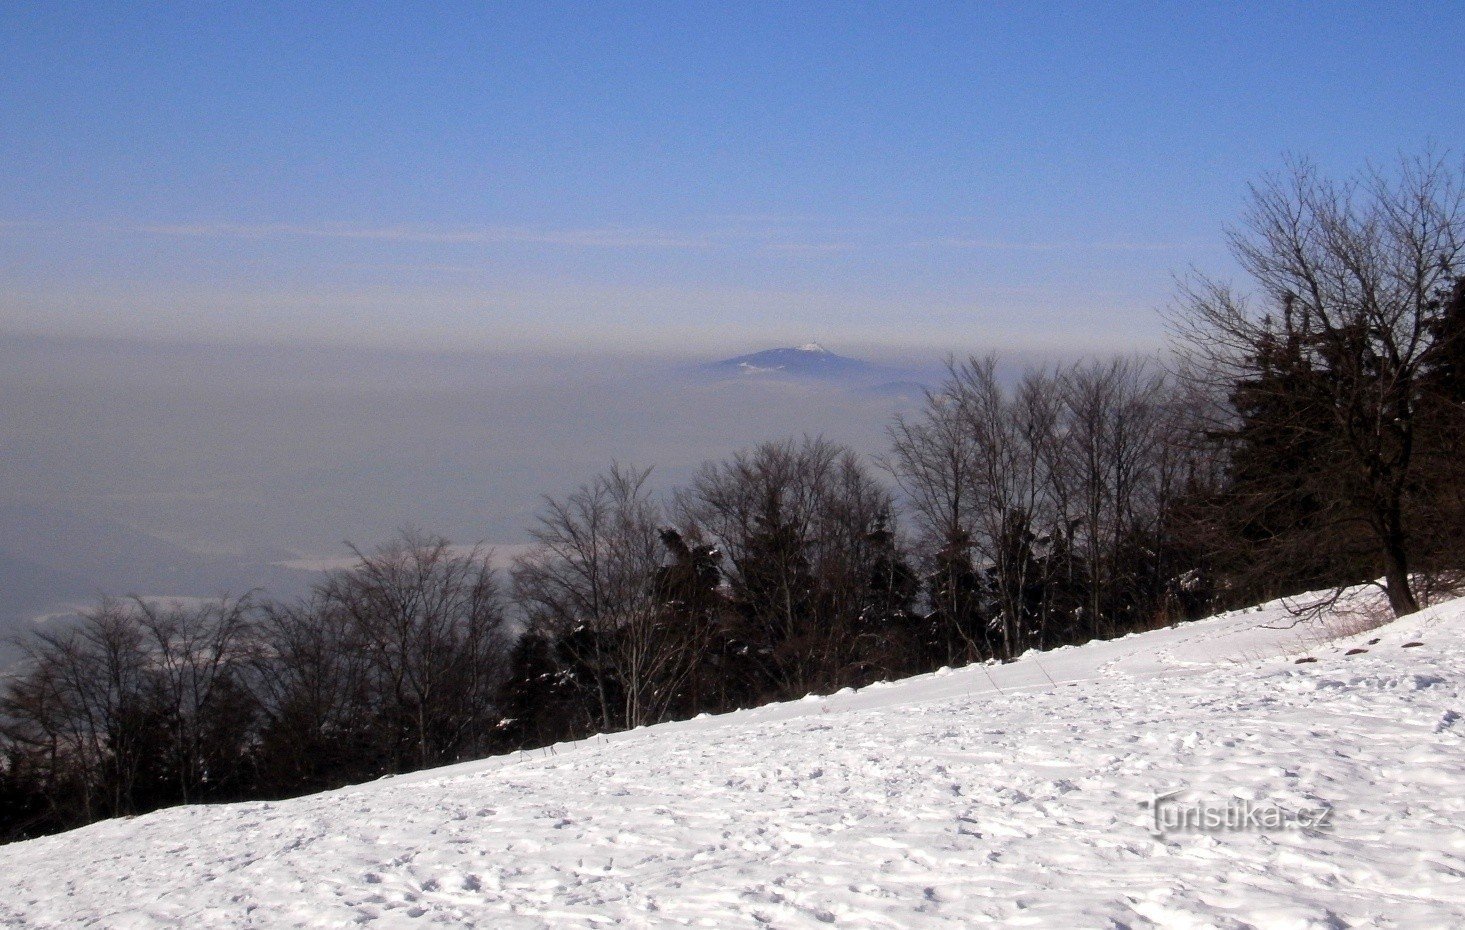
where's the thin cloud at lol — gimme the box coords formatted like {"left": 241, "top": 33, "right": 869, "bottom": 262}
{"left": 131, "top": 221, "right": 711, "bottom": 250}
{"left": 7, "top": 216, "right": 867, "bottom": 255}
{"left": 760, "top": 241, "right": 856, "bottom": 254}
{"left": 915, "top": 237, "right": 1194, "bottom": 253}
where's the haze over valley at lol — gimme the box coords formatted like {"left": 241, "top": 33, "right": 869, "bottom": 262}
{"left": 0, "top": 334, "right": 959, "bottom": 660}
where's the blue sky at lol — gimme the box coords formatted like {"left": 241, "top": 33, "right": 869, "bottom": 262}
{"left": 1, "top": 2, "right": 1460, "bottom": 356}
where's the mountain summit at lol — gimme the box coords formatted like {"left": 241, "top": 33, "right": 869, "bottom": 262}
{"left": 704, "top": 343, "right": 876, "bottom": 380}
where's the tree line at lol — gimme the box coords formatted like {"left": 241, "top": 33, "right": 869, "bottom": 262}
{"left": 3, "top": 151, "right": 1462, "bottom": 842}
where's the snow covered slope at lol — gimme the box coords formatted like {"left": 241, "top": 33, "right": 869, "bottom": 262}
{"left": 4, "top": 590, "right": 1464, "bottom": 928}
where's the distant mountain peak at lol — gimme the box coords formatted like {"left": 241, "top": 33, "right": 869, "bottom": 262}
{"left": 702, "top": 344, "right": 875, "bottom": 381}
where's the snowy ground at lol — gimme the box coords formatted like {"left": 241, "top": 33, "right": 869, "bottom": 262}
{"left": 2, "top": 590, "right": 1463, "bottom": 928}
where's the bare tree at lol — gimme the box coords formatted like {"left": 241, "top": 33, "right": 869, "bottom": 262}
{"left": 513, "top": 465, "right": 698, "bottom": 732}
{"left": 251, "top": 596, "right": 374, "bottom": 791}
{"left": 319, "top": 530, "right": 508, "bottom": 771}
{"left": 943, "top": 357, "right": 1055, "bottom": 659}
{"left": 679, "top": 437, "right": 896, "bottom": 696}
{"left": 1058, "top": 358, "right": 1169, "bottom": 638}
{"left": 1171, "top": 152, "right": 1465, "bottom": 616}
{"left": 887, "top": 353, "right": 1195, "bottom": 656}
{"left": 1, "top": 601, "right": 147, "bottom": 824}
{"left": 886, "top": 368, "right": 987, "bottom": 662}
{"left": 127, "top": 596, "right": 258, "bottom": 804}
{"left": 887, "top": 367, "right": 979, "bottom": 545}
{"left": 1, "top": 595, "right": 257, "bottom": 828}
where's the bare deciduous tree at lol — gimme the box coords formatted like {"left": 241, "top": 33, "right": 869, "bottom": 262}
{"left": 320, "top": 531, "right": 507, "bottom": 770}
{"left": 1171, "top": 152, "right": 1465, "bottom": 616}
{"left": 514, "top": 465, "right": 699, "bottom": 731}
{"left": 680, "top": 437, "right": 897, "bottom": 696}
{"left": 1, "top": 595, "right": 257, "bottom": 830}
{"left": 251, "top": 596, "right": 373, "bottom": 792}
{"left": 1058, "top": 359, "right": 1170, "bottom": 638}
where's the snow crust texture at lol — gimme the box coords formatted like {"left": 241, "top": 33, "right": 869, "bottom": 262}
{"left": 2, "top": 593, "right": 1463, "bottom": 928}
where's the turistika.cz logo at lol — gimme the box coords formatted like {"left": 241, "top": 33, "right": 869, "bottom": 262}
{"left": 1142, "top": 788, "right": 1334, "bottom": 838}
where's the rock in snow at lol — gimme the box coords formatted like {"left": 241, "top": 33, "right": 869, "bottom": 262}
{"left": 3, "top": 589, "right": 1464, "bottom": 927}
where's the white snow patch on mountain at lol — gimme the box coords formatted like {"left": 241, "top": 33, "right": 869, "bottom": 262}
{"left": 3, "top": 588, "right": 1464, "bottom": 927}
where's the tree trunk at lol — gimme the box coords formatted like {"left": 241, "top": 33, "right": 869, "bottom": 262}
{"left": 1380, "top": 537, "right": 1419, "bottom": 618}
